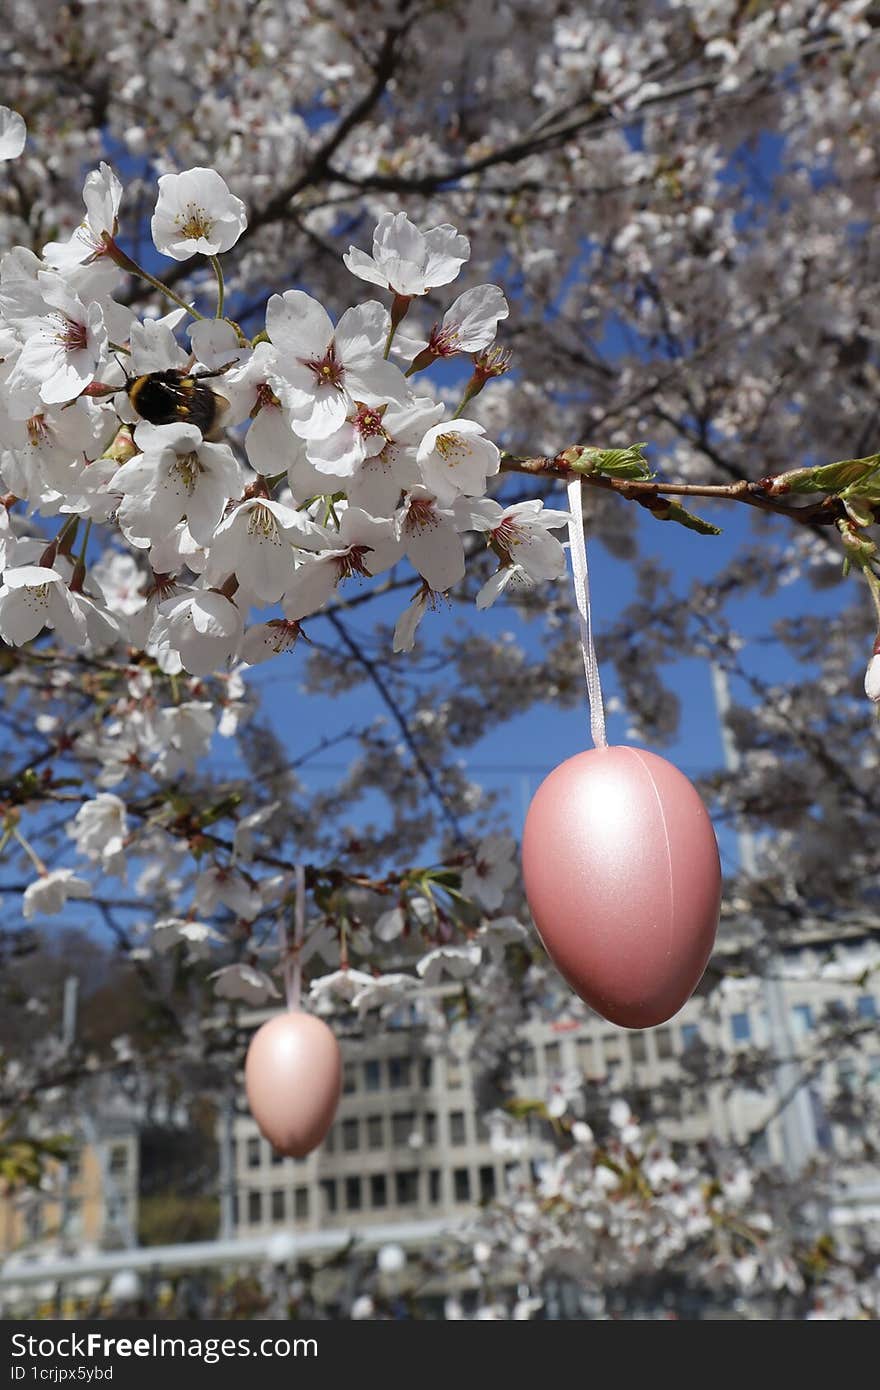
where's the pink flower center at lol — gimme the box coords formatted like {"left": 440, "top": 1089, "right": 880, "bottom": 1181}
{"left": 53, "top": 315, "right": 88, "bottom": 354}
{"left": 337, "top": 545, "right": 373, "bottom": 579}
{"left": 304, "top": 344, "right": 345, "bottom": 390}
{"left": 427, "top": 323, "right": 461, "bottom": 357}
{"left": 405, "top": 497, "right": 438, "bottom": 531}
{"left": 26, "top": 414, "right": 52, "bottom": 448}
{"left": 353, "top": 403, "right": 386, "bottom": 439}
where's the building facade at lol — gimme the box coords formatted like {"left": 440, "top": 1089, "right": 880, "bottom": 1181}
{"left": 228, "top": 962, "right": 880, "bottom": 1242}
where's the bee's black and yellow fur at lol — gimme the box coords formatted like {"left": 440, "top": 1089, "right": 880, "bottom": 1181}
{"left": 125, "top": 368, "right": 229, "bottom": 438}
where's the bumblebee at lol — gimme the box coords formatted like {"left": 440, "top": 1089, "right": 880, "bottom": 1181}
{"left": 125, "top": 366, "right": 231, "bottom": 438}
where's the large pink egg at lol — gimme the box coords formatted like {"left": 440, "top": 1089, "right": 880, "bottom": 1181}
{"left": 245, "top": 1011, "right": 341, "bottom": 1157}
{"left": 522, "top": 745, "right": 721, "bottom": 1028}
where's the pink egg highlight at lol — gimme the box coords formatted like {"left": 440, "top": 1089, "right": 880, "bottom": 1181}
{"left": 522, "top": 745, "right": 721, "bottom": 1028}
{"left": 245, "top": 1011, "right": 342, "bottom": 1157}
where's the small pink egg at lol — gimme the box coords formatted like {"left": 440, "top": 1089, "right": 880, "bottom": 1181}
{"left": 245, "top": 1011, "right": 341, "bottom": 1157}
{"left": 522, "top": 745, "right": 721, "bottom": 1028}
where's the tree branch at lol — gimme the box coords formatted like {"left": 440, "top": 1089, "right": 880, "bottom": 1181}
{"left": 499, "top": 453, "right": 848, "bottom": 527}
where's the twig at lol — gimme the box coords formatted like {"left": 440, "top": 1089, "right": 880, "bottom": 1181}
{"left": 499, "top": 453, "right": 847, "bottom": 527}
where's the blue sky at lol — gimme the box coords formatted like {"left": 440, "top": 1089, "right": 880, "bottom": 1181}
{"left": 221, "top": 497, "right": 851, "bottom": 882}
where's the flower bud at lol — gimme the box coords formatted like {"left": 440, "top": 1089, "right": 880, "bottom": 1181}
{"left": 866, "top": 650, "right": 880, "bottom": 704}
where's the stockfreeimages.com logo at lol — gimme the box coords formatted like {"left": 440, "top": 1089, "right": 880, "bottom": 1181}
{"left": 11, "top": 1332, "right": 317, "bottom": 1373}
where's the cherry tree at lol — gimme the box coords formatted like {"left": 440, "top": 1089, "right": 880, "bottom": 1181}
{"left": 1, "top": 0, "right": 880, "bottom": 1319}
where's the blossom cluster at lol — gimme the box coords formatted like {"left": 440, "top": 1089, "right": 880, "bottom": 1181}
{"left": 0, "top": 152, "right": 570, "bottom": 675}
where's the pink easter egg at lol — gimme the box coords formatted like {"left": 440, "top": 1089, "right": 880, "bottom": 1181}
{"left": 245, "top": 1011, "right": 341, "bottom": 1157}
{"left": 522, "top": 745, "right": 721, "bottom": 1028}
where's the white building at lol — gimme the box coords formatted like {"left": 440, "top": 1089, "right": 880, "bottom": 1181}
{"left": 227, "top": 955, "right": 880, "bottom": 1242}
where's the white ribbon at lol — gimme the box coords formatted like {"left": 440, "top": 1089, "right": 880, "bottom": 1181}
{"left": 566, "top": 476, "right": 608, "bottom": 749}
{"left": 279, "top": 863, "right": 306, "bottom": 1011}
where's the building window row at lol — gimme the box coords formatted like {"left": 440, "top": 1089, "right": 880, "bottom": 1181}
{"left": 245, "top": 1107, "right": 473, "bottom": 1165}
{"left": 244, "top": 1187, "right": 311, "bottom": 1224}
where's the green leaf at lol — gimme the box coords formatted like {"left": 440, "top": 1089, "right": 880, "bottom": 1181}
{"left": 561, "top": 442, "right": 652, "bottom": 480}
{"left": 765, "top": 454, "right": 880, "bottom": 495}
{"left": 645, "top": 498, "right": 722, "bottom": 535}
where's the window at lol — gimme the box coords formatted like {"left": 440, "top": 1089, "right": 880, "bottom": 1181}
{"left": 429, "top": 1169, "right": 442, "bottom": 1204}
{"left": 25, "top": 1203, "right": 42, "bottom": 1242}
{"left": 479, "top": 1166, "right": 496, "bottom": 1202}
{"left": 837, "top": 1062, "right": 857, "bottom": 1095}
{"left": 364, "top": 1060, "right": 382, "bottom": 1092}
{"left": 66, "top": 1151, "right": 82, "bottom": 1180}
{"left": 367, "top": 1115, "right": 384, "bottom": 1149}
{"left": 446, "top": 1061, "right": 463, "bottom": 1089}
{"left": 681, "top": 1024, "right": 699, "bottom": 1050}
{"left": 630, "top": 1032, "right": 647, "bottom": 1062}
{"left": 576, "top": 1037, "right": 592, "bottom": 1072}
{"left": 294, "top": 1187, "right": 310, "bottom": 1219}
{"left": 395, "top": 1170, "right": 419, "bottom": 1205}
{"left": 247, "top": 1191, "right": 262, "bottom": 1223}
{"left": 370, "top": 1174, "right": 387, "bottom": 1208}
{"left": 602, "top": 1036, "right": 622, "bottom": 1067}
{"left": 106, "top": 1195, "right": 128, "bottom": 1226}
{"left": 520, "top": 1045, "right": 537, "bottom": 1077}
{"left": 389, "top": 1057, "right": 412, "bottom": 1089}
{"left": 425, "top": 1112, "right": 438, "bottom": 1145}
{"left": 731, "top": 1012, "right": 751, "bottom": 1044}
{"left": 60, "top": 1199, "right": 82, "bottom": 1238}
{"left": 109, "top": 1144, "right": 129, "bottom": 1175}
{"left": 270, "top": 1147, "right": 284, "bottom": 1166}
{"left": 343, "top": 1064, "right": 357, "bottom": 1094}
{"left": 324, "top": 1127, "right": 336, "bottom": 1154}
{"left": 392, "top": 1112, "right": 415, "bottom": 1146}
{"left": 246, "top": 1137, "right": 261, "bottom": 1168}
{"left": 342, "top": 1118, "right": 360, "bottom": 1152}
{"left": 655, "top": 1028, "right": 673, "bottom": 1059}
{"left": 420, "top": 1057, "right": 434, "bottom": 1089}
{"left": 791, "top": 1004, "right": 813, "bottom": 1038}
{"left": 543, "top": 1042, "right": 561, "bottom": 1072}
{"left": 449, "top": 1111, "right": 467, "bottom": 1146}
{"left": 453, "top": 1168, "right": 471, "bottom": 1203}
{"left": 857, "top": 995, "right": 878, "bottom": 1021}
{"left": 271, "top": 1189, "right": 285, "bottom": 1220}
{"left": 345, "top": 1177, "right": 362, "bottom": 1211}
{"left": 320, "top": 1179, "right": 337, "bottom": 1214}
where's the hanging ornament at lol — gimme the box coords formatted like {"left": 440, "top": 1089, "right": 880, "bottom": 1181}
{"left": 245, "top": 865, "right": 341, "bottom": 1155}
{"left": 521, "top": 478, "right": 722, "bottom": 1028}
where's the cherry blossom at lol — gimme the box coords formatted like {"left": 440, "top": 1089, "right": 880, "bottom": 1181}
{"left": 0, "top": 105, "right": 26, "bottom": 161}
{"left": 416, "top": 420, "right": 501, "bottom": 507}
{"left": 12, "top": 274, "right": 108, "bottom": 407}
{"left": 395, "top": 487, "right": 466, "bottom": 592}
{"left": 66, "top": 793, "right": 128, "bottom": 876}
{"left": 22, "top": 869, "right": 91, "bottom": 920}
{"left": 0, "top": 566, "right": 87, "bottom": 647}
{"left": 281, "top": 507, "right": 401, "bottom": 620}
{"left": 1, "top": 7, "right": 879, "bottom": 1319}
{"left": 425, "top": 284, "right": 509, "bottom": 359}
{"left": 149, "top": 589, "right": 244, "bottom": 677}
{"left": 343, "top": 212, "right": 470, "bottom": 296}
{"left": 110, "top": 421, "right": 242, "bottom": 548}
{"left": 151, "top": 167, "right": 247, "bottom": 261}
{"left": 266, "top": 292, "right": 408, "bottom": 441}
{"left": 461, "top": 834, "right": 518, "bottom": 910}
{"left": 459, "top": 497, "right": 570, "bottom": 579}
{"left": 206, "top": 497, "right": 323, "bottom": 603}
{"left": 43, "top": 163, "right": 123, "bottom": 271}
{"left": 210, "top": 963, "right": 279, "bottom": 1005}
